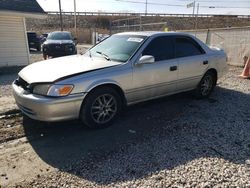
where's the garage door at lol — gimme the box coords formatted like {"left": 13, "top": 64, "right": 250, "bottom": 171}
{"left": 0, "top": 16, "right": 29, "bottom": 67}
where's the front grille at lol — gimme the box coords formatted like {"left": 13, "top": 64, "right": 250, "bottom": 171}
{"left": 15, "top": 77, "right": 31, "bottom": 92}
{"left": 48, "top": 43, "right": 67, "bottom": 52}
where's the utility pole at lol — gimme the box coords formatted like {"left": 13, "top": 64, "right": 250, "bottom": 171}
{"left": 74, "top": 0, "right": 77, "bottom": 37}
{"left": 192, "top": 1, "right": 196, "bottom": 29}
{"left": 187, "top": 1, "right": 196, "bottom": 29}
{"left": 145, "top": 0, "right": 148, "bottom": 15}
{"left": 58, "top": 0, "right": 63, "bottom": 31}
{"left": 139, "top": 16, "right": 142, "bottom": 31}
{"left": 195, "top": 3, "right": 200, "bottom": 35}
{"left": 192, "top": 1, "right": 196, "bottom": 17}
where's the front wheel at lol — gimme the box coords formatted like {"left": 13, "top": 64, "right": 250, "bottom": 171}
{"left": 195, "top": 71, "right": 216, "bottom": 98}
{"left": 37, "top": 45, "right": 41, "bottom": 52}
{"left": 43, "top": 53, "right": 48, "bottom": 60}
{"left": 80, "top": 87, "right": 122, "bottom": 128}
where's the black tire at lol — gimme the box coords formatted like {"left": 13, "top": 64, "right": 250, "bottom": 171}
{"left": 195, "top": 71, "right": 216, "bottom": 99}
{"left": 80, "top": 87, "right": 122, "bottom": 129}
{"left": 37, "top": 45, "right": 41, "bottom": 52}
{"left": 43, "top": 53, "right": 47, "bottom": 60}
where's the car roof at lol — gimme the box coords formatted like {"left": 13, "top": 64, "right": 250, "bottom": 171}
{"left": 50, "top": 31, "right": 71, "bottom": 34}
{"left": 115, "top": 31, "right": 211, "bottom": 53}
{"left": 115, "top": 31, "right": 192, "bottom": 37}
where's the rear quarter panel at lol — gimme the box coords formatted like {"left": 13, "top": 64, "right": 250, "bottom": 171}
{"left": 207, "top": 49, "right": 228, "bottom": 79}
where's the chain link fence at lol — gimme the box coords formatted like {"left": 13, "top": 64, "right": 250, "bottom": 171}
{"left": 28, "top": 12, "right": 250, "bottom": 66}
{"left": 183, "top": 26, "right": 250, "bottom": 66}
{"left": 111, "top": 15, "right": 250, "bottom": 66}
{"left": 110, "top": 16, "right": 168, "bottom": 34}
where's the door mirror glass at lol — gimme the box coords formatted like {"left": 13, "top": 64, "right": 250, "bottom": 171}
{"left": 137, "top": 55, "right": 155, "bottom": 65}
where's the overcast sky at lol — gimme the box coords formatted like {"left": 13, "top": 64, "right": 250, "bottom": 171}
{"left": 37, "top": 0, "right": 250, "bottom": 15}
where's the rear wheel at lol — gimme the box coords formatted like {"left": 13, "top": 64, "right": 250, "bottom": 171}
{"left": 195, "top": 71, "right": 216, "bottom": 98}
{"left": 80, "top": 87, "right": 122, "bottom": 128}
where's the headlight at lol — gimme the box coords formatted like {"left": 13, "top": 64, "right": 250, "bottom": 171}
{"left": 42, "top": 44, "right": 47, "bottom": 52}
{"left": 65, "top": 44, "right": 74, "bottom": 51}
{"left": 47, "top": 85, "right": 74, "bottom": 96}
{"left": 33, "top": 84, "right": 51, "bottom": 96}
{"left": 33, "top": 84, "right": 74, "bottom": 97}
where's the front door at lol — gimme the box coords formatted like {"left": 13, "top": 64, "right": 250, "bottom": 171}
{"left": 129, "top": 36, "right": 178, "bottom": 103}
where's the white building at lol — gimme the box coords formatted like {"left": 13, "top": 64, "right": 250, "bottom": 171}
{"left": 0, "top": 0, "right": 46, "bottom": 67}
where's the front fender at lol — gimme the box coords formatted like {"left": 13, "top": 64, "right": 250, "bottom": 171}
{"left": 86, "top": 79, "right": 122, "bottom": 93}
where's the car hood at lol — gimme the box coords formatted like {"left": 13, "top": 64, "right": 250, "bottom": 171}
{"left": 18, "top": 55, "right": 122, "bottom": 84}
{"left": 44, "top": 40, "right": 73, "bottom": 44}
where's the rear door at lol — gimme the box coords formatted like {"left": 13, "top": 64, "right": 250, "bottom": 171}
{"left": 174, "top": 36, "right": 209, "bottom": 91}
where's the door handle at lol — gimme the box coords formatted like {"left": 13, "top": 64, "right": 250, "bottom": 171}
{"left": 203, "top": 60, "right": 208, "bottom": 65}
{"left": 170, "top": 66, "right": 178, "bottom": 71}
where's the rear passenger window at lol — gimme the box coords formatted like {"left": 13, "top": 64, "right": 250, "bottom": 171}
{"left": 175, "top": 37, "right": 205, "bottom": 58}
{"left": 143, "top": 36, "right": 174, "bottom": 61}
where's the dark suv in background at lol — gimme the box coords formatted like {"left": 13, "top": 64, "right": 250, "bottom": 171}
{"left": 27, "top": 32, "right": 41, "bottom": 51}
{"left": 42, "top": 31, "right": 77, "bottom": 59}
{"left": 40, "top": 33, "right": 49, "bottom": 44}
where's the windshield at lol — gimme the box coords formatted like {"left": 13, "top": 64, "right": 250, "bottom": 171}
{"left": 89, "top": 35, "right": 147, "bottom": 62}
{"left": 47, "top": 32, "right": 72, "bottom": 40}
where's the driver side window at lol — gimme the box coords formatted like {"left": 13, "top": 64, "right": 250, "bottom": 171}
{"left": 142, "top": 36, "right": 175, "bottom": 62}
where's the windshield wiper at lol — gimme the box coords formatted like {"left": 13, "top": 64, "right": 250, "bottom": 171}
{"left": 96, "top": 51, "right": 111, "bottom": 61}
{"left": 88, "top": 50, "right": 92, "bottom": 58}
{"left": 81, "top": 50, "right": 92, "bottom": 57}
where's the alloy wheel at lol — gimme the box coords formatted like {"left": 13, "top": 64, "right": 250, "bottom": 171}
{"left": 90, "top": 94, "right": 117, "bottom": 124}
{"left": 200, "top": 75, "right": 213, "bottom": 96}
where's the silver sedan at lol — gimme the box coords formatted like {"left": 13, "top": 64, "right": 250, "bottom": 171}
{"left": 12, "top": 31, "right": 227, "bottom": 128}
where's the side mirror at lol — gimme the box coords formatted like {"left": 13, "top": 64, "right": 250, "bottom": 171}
{"left": 137, "top": 55, "right": 155, "bottom": 65}
{"left": 73, "top": 38, "right": 78, "bottom": 45}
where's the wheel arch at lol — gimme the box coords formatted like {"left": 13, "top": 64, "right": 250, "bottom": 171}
{"left": 79, "top": 82, "right": 126, "bottom": 128}
{"left": 84, "top": 82, "right": 127, "bottom": 107}
{"left": 206, "top": 68, "right": 218, "bottom": 85}
{"left": 194, "top": 68, "right": 218, "bottom": 99}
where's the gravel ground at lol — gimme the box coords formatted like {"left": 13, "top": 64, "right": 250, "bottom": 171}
{"left": 0, "top": 66, "right": 249, "bottom": 187}
{"left": 0, "top": 73, "right": 18, "bottom": 114}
